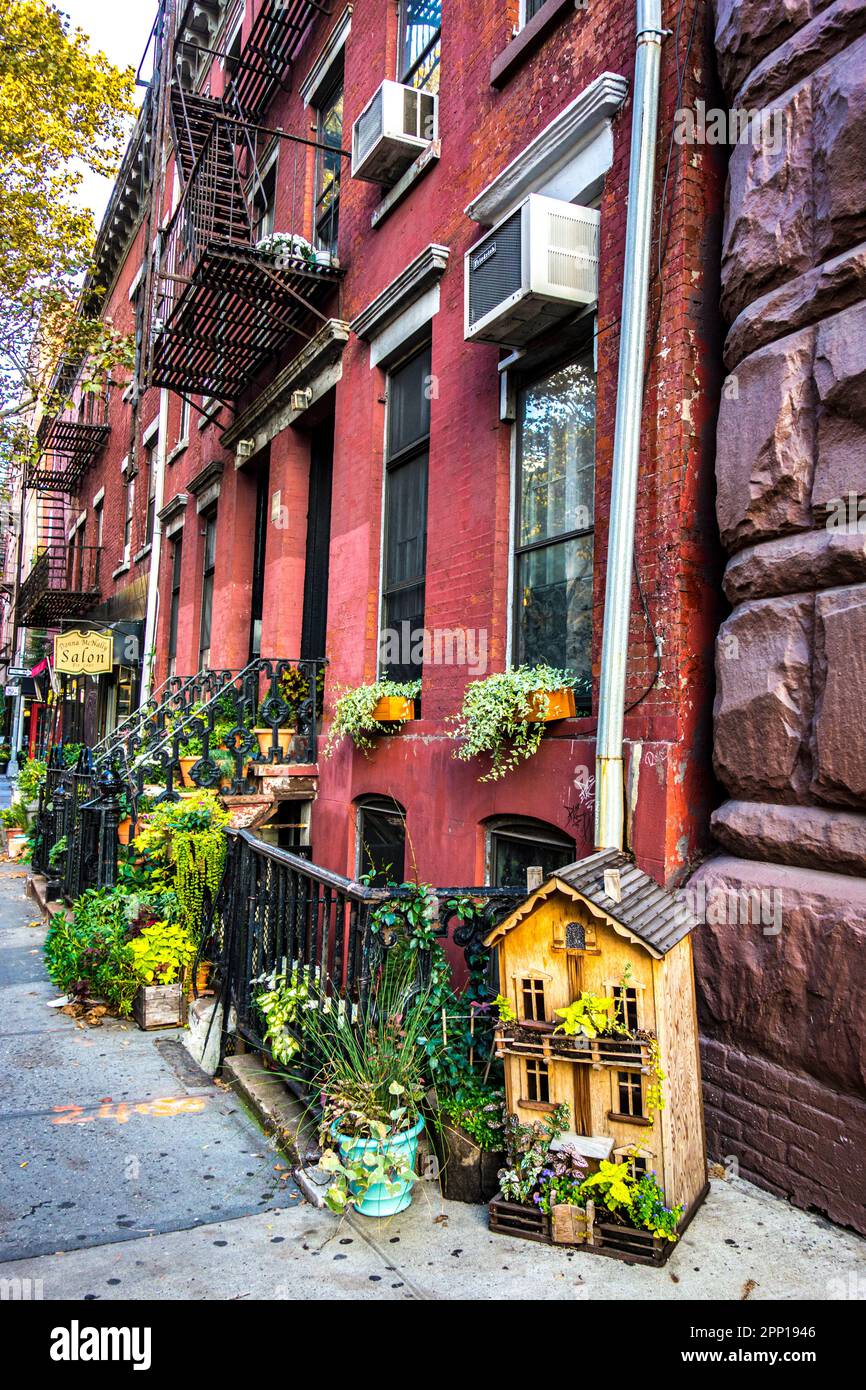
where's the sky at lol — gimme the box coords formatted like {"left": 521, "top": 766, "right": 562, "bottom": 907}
{"left": 58, "top": 0, "right": 158, "bottom": 227}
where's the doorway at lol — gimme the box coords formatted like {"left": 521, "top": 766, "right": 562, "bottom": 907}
{"left": 300, "top": 416, "right": 334, "bottom": 662}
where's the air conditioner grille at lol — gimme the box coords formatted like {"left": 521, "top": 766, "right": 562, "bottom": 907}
{"left": 468, "top": 209, "right": 524, "bottom": 327}
{"left": 356, "top": 91, "right": 384, "bottom": 164}
{"left": 546, "top": 208, "right": 600, "bottom": 294}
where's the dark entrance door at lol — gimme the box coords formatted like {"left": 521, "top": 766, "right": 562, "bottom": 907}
{"left": 249, "top": 446, "right": 271, "bottom": 662}
{"left": 301, "top": 416, "right": 334, "bottom": 662}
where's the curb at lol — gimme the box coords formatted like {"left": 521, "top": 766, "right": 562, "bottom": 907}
{"left": 223, "top": 1053, "right": 328, "bottom": 1209}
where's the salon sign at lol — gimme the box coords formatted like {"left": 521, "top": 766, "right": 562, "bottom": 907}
{"left": 54, "top": 629, "right": 114, "bottom": 676}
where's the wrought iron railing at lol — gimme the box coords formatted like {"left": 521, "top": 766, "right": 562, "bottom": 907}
{"left": 207, "top": 828, "right": 524, "bottom": 1071}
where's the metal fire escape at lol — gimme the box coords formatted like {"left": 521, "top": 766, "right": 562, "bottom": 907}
{"left": 17, "top": 370, "right": 107, "bottom": 628}
{"left": 144, "top": 0, "right": 345, "bottom": 404}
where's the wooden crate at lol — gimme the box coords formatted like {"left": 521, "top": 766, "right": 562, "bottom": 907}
{"left": 489, "top": 1195, "right": 551, "bottom": 1244}
{"left": 372, "top": 696, "right": 415, "bottom": 723}
{"left": 133, "top": 983, "right": 186, "bottom": 1031}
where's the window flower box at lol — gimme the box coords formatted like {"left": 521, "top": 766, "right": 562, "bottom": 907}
{"left": 372, "top": 696, "right": 415, "bottom": 723}
{"left": 519, "top": 688, "right": 577, "bottom": 723}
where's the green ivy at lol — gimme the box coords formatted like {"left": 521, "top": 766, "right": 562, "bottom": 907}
{"left": 323, "top": 678, "right": 421, "bottom": 757}
{"left": 451, "top": 664, "right": 587, "bottom": 781}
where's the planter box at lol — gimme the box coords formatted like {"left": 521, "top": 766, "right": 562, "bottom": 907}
{"left": 4, "top": 829, "right": 28, "bottom": 860}
{"left": 489, "top": 1185, "right": 707, "bottom": 1265}
{"left": 133, "top": 983, "right": 186, "bottom": 1031}
{"left": 520, "top": 688, "right": 576, "bottom": 723}
{"left": 372, "top": 697, "right": 415, "bottom": 723}
{"left": 428, "top": 1113, "right": 504, "bottom": 1203}
{"left": 489, "top": 1195, "right": 551, "bottom": 1244}
{"left": 117, "top": 817, "right": 133, "bottom": 846}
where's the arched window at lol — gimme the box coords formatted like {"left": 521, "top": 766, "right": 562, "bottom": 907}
{"left": 487, "top": 817, "right": 575, "bottom": 889}
{"left": 356, "top": 795, "right": 407, "bottom": 885}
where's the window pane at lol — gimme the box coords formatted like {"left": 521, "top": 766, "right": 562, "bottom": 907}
{"left": 316, "top": 81, "right": 343, "bottom": 255}
{"left": 516, "top": 535, "right": 593, "bottom": 680}
{"left": 388, "top": 346, "right": 431, "bottom": 456}
{"left": 492, "top": 830, "right": 574, "bottom": 888}
{"left": 358, "top": 801, "right": 406, "bottom": 884}
{"left": 385, "top": 451, "right": 428, "bottom": 588}
{"left": 401, "top": 0, "right": 441, "bottom": 91}
{"left": 525, "top": 0, "right": 546, "bottom": 21}
{"left": 518, "top": 357, "right": 596, "bottom": 548}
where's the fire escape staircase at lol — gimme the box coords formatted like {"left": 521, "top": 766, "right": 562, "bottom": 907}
{"left": 150, "top": 67, "right": 344, "bottom": 402}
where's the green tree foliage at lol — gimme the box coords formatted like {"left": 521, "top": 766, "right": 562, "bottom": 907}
{"left": 0, "top": 0, "right": 136, "bottom": 494}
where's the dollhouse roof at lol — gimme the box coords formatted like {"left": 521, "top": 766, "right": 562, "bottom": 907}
{"left": 483, "top": 849, "right": 697, "bottom": 959}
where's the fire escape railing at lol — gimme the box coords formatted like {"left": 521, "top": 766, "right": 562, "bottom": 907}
{"left": 16, "top": 545, "right": 102, "bottom": 628}
{"left": 148, "top": 79, "right": 347, "bottom": 400}
{"left": 26, "top": 415, "right": 110, "bottom": 494}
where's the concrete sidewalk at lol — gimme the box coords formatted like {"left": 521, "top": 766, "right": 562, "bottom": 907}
{"left": 1, "top": 860, "right": 865, "bottom": 1300}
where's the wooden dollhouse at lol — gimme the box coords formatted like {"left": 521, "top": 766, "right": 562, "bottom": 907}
{"left": 484, "top": 848, "right": 707, "bottom": 1260}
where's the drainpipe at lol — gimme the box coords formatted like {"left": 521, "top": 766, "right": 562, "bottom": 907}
{"left": 139, "top": 387, "right": 169, "bottom": 704}
{"left": 595, "top": 0, "right": 666, "bottom": 852}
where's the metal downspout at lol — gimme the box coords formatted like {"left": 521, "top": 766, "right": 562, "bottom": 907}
{"left": 595, "top": 0, "right": 666, "bottom": 851}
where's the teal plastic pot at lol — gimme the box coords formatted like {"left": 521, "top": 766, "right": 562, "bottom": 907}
{"left": 335, "top": 1114, "right": 425, "bottom": 1217}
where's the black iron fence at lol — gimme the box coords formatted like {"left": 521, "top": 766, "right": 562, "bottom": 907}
{"left": 207, "top": 828, "right": 524, "bottom": 1071}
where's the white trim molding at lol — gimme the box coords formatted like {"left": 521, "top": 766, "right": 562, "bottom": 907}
{"left": 465, "top": 71, "right": 628, "bottom": 225}
{"left": 352, "top": 245, "right": 449, "bottom": 366}
{"left": 301, "top": 4, "right": 353, "bottom": 107}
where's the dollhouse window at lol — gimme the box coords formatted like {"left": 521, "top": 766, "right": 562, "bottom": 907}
{"left": 617, "top": 1071, "right": 644, "bottom": 1118}
{"left": 525, "top": 1059, "right": 550, "bottom": 1104}
{"left": 520, "top": 976, "right": 547, "bottom": 1022}
{"left": 614, "top": 986, "right": 639, "bottom": 1032}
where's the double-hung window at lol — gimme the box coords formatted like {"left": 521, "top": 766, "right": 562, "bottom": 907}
{"left": 314, "top": 74, "right": 343, "bottom": 258}
{"left": 399, "top": 0, "right": 441, "bottom": 93}
{"left": 381, "top": 344, "right": 431, "bottom": 684}
{"left": 199, "top": 509, "right": 217, "bottom": 670}
{"left": 513, "top": 352, "right": 596, "bottom": 699}
{"left": 168, "top": 537, "right": 183, "bottom": 676}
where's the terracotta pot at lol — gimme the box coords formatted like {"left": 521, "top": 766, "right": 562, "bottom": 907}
{"left": 519, "top": 688, "right": 577, "bottom": 723}
{"left": 117, "top": 816, "right": 132, "bottom": 846}
{"left": 372, "top": 697, "right": 415, "bottom": 723}
{"left": 178, "top": 755, "right": 198, "bottom": 788}
{"left": 252, "top": 727, "right": 294, "bottom": 758}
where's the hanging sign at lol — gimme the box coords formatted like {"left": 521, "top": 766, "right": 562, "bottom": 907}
{"left": 54, "top": 629, "right": 114, "bottom": 676}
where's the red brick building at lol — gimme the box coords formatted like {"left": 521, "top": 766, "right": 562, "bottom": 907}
{"left": 36, "top": 0, "right": 721, "bottom": 889}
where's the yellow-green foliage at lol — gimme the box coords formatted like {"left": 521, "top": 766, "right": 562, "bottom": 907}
{"left": 134, "top": 791, "right": 230, "bottom": 935}
{"left": 129, "top": 920, "right": 196, "bottom": 986}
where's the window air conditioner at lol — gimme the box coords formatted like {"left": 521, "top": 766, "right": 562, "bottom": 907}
{"left": 351, "top": 80, "right": 438, "bottom": 186}
{"left": 464, "top": 194, "right": 601, "bottom": 347}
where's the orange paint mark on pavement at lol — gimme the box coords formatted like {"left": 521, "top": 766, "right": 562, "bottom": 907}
{"left": 50, "top": 1096, "right": 207, "bottom": 1126}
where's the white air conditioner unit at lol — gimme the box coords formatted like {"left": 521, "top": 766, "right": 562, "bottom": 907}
{"left": 464, "top": 194, "right": 601, "bottom": 347}
{"left": 352, "top": 79, "right": 438, "bottom": 186}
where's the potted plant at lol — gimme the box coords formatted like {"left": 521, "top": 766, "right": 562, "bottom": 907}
{"left": 16, "top": 756, "right": 46, "bottom": 808}
{"left": 300, "top": 963, "right": 439, "bottom": 1217}
{"left": 0, "top": 743, "right": 11, "bottom": 774}
{"left": 128, "top": 918, "right": 197, "bottom": 1030}
{"left": 251, "top": 696, "right": 296, "bottom": 760}
{"left": 2, "top": 801, "right": 30, "bottom": 858}
{"left": 323, "top": 678, "right": 421, "bottom": 757}
{"left": 451, "top": 665, "right": 587, "bottom": 781}
{"left": 431, "top": 1078, "right": 506, "bottom": 1203}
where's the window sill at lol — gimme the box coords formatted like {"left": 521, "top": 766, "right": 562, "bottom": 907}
{"left": 166, "top": 438, "right": 188, "bottom": 465}
{"left": 518, "top": 1098, "right": 556, "bottom": 1113}
{"left": 112, "top": 561, "right": 130, "bottom": 580}
{"left": 371, "top": 140, "right": 441, "bottom": 230}
{"left": 607, "top": 1111, "right": 653, "bottom": 1128}
{"left": 491, "top": 0, "right": 581, "bottom": 89}
{"left": 133, "top": 544, "right": 152, "bottom": 564}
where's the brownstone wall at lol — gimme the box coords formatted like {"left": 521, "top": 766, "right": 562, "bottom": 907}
{"left": 692, "top": 0, "right": 866, "bottom": 1234}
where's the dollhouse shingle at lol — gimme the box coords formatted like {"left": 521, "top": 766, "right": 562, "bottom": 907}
{"left": 485, "top": 849, "right": 697, "bottom": 957}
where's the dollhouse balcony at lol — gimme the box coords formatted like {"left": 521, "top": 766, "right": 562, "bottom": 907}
{"left": 494, "top": 1021, "right": 650, "bottom": 1069}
